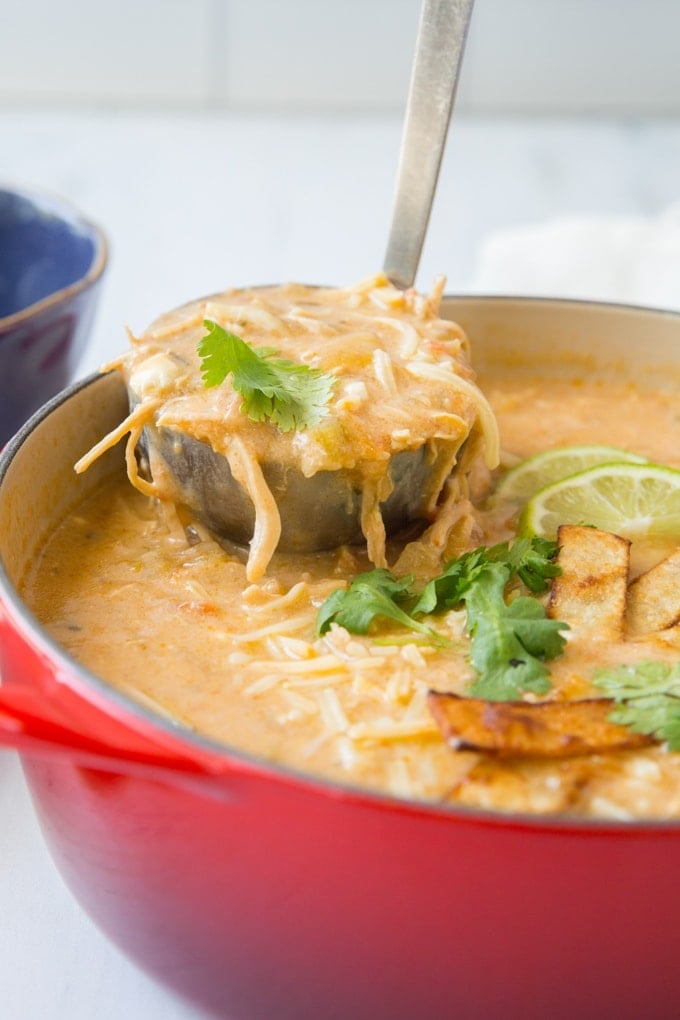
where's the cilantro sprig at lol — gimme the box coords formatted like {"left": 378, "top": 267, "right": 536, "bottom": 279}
{"left": 449, "top": 561, "right": 567, "bottom": 699}
{"left": 593, "top": 661, "right": 680, "bottom": 750}
{"left": 316, "top": 569, "right": 444, "bottom": 645}
{"left": 198, "top": 319, "right": 334, "bottom": 433}
{"left": 316, "top": 537, "right": 568, "bottom": 699}
{"left": 413, "top": 538, "right": 566, "bottom": 700}
{"left": 412, "top": 537, "right": 561, "bottom": 615}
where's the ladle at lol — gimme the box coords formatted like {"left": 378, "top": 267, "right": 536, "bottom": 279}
{"left": 141, "top": 0, "right": 475, "bottom": 556}
{"left": 384, "top": 0, "right": 474, "bottom": 289}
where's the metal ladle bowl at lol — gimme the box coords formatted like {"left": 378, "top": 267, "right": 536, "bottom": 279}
{"left": 145, "top": 429, "right": 435, "bottom": 553}
{"left": 139, "top": 0, "right": 475, "bottom": 555}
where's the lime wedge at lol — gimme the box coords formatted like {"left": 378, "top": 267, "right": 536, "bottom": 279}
{"left": 494, "top": 445, "right": 647, "bottom": 505}
{"left": 520, "top": 462, "right": 680, "bottom": 541}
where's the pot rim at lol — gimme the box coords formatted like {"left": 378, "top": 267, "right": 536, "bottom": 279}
{"left": 0, "top": 181, "right": 108, "bottom": 334}
{"left": 3, "top": 292, "right": 680, "bottom": 835}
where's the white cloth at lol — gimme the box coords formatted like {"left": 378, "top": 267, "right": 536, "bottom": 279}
{"left": 472, "top": 203, "right": 680, "bottom": 310}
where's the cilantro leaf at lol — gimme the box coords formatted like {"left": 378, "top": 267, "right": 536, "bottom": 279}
{"left": 197, "top": 319, "right": 334, "bottom": 432}
{"left": 504, "top": 597, "right": 569, "bottom": 660}
{"left": 593, "top": 661, "right": 680, "bottom": 749}
{"left": 413, "top": 537, "right": 560, "bottom": 616}
{"left": 316, "top": 568, "right": 441, "bottom": 642}
{"left": 505, "top": 536, "right": 562, "bottom": 593}
{"left": 412, "top": 547, "right": 492, "bottom": 616}
{"left": 462, "top": 563, "right": 565, "bottom": 700}
{"left": 433, "top": 539, "right": 566, "bottom": 700}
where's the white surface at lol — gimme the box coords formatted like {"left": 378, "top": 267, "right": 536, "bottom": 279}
{"left": 474, "top": 202, "right": 680, "bottom": 308}
{"left": 4, "top": 0, "right": 680, "bottom": 114}
{"left": 3, "top": 108, "right": 680, "bottom": 1018}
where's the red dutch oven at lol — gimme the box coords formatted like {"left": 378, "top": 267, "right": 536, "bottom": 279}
{"left": 1, "top": 296, "right": 679, "bottom": 1020}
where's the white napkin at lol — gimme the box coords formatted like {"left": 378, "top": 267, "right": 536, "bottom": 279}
{"left": 471, "top": 202, "right": 680, "bottom": 311}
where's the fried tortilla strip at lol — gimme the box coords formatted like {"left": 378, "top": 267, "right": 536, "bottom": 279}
{"left": 656, "top": 623, "right": 680, "bottom": 647}
{"left": 627, "top": 548, "right": 680, "bottom": 636}
{"left": 548, "top": 524, "right": 630, "bottom": 641}
{"left": 428, "top": 691, "right": 653, "bottom": 758}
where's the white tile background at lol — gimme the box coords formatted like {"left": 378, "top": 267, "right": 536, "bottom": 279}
{"left": 2, "top": 0, "right": 680, "bottom": 114}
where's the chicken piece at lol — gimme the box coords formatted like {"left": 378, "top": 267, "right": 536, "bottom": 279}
{"left": 428, "top": 691, "right": 653, "bottom": 758}
{"left": 548, "top": 524, "right": 630, "bottom": 641}
{"left": 627, "top": 548, "right": 680, "bottom": 636}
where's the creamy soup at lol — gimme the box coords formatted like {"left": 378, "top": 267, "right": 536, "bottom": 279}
{"left": 22, "top": 341, "right": 680, "bottom": 820}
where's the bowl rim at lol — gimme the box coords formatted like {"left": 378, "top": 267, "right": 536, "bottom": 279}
{"left": 0, "top": 182, "right": 108, "bottom": 333}
{"left": 3, "top": 292, "right": 680, "bottom": 835}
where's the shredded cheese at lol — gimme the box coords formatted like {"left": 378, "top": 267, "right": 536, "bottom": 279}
{"left": 78, "top": 275, "right": 499, "bottom": 581}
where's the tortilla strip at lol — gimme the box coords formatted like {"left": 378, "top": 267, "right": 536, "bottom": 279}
{"left": 627, "top": 548, "right": 680, "bottom": 636}
{"left": 656, "top": 623, "right": 680, "bottom": 646}
{"left": 548, "top": 525, "right": 630, "bottom": 641}
{"left": 427, "top": 691, "right": 653, "bottom": 758}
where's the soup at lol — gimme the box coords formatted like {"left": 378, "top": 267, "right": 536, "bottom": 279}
{"left": 19, "top": 283, "right": 680, "bottom": 820}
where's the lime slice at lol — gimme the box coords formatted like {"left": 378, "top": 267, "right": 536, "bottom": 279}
{"left": 520, "top": 462, "right": 680, "bottom": 541}
{"left": 494, "top": 445, "right": 647, "bottom": 505}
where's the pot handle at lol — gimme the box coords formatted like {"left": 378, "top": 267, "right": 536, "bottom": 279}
{"left": 0, "top": 683, "right": 239, "bottom": 798}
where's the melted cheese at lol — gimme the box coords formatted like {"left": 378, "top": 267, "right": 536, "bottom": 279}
{"left": 81, "top": 276, "right": 497, "bottom": 580}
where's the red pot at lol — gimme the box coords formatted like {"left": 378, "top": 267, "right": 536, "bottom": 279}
{"left": 1, "top": 296, "right": 679, "bottom": 1020}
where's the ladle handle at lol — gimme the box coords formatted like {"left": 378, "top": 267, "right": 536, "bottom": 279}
{"left": 383, "top": 0, "right": 475, "bottom": 290}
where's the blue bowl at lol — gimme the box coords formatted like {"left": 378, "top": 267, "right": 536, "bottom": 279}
{"left": 0, "top": 185, "right": 107, "bottom": 444}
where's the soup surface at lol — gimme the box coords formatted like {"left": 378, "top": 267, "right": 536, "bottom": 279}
{"left": 23, "top": 357, "right": 680, "bottom": 820}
